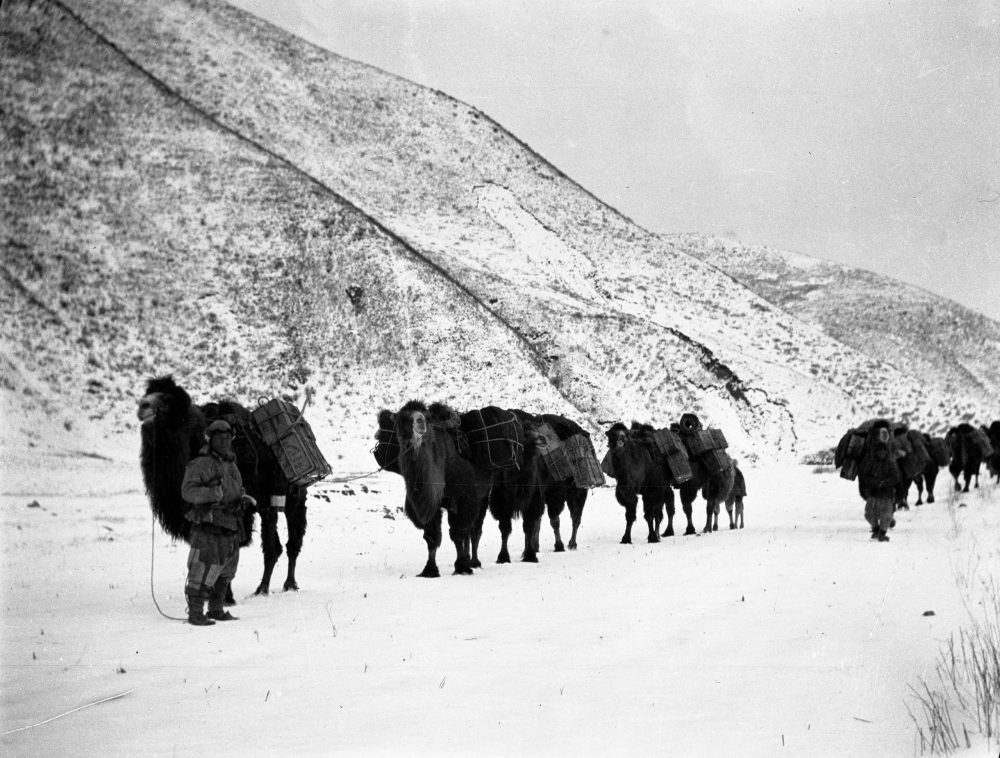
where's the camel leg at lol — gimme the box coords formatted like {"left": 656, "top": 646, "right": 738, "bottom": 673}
{"left": 661, "top": 489, "right": 676, "bottom": 537}
{"left": 737, "top": 499, "right": 745, "bottom": 529}
{"left": 644, "top": 499, "right": 662, "bottom": 543}
{"left": 448, "top": 517, "right": 474, "bottom": 575}
{"left": 547, "top": 493, "right": 567, "bottom": 552}
{"left": 282, "top": 493, "right": 307, "bottom": 591}
{"left": 549, "top": 512, "right": 565, "bottom": 552}
{"left": 620, "top": 496, "right": 637, "bottom": 544}
{"left": 925, "top": 469, "right": 937, "bottom": 503}
{"left": 678, "top": 486, "right": 698, "bottom": 535}
{"left": 645, "top": 514, "right": 660, "bottom": 543}
{"left": 522, "top": 517, "right": 541, "bottom": 563}
{"left": 419, "top": 511, "right": 443, "bottom": 578}
{"left": 496, "top": 514, "right": 513, "bottom": 563}
{"left": 567, "top": 489, "right": 586, "bottom": 550}
{"left": 470, "top": 503, "right": 487, "bottom": 569}
{"left": 703, "top": 501, "right": 714, "bottom": 533}
{"left": 255, "top": 506, "right": 283, "bottom": 596}
{"left": 726, "top": 499, "right": 736, "bottom": 529}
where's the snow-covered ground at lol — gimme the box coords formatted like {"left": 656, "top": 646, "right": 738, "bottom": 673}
{"left": 2, "top": 439, "right": 998, "bottom": 757}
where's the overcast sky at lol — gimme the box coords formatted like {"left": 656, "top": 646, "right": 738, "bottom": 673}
{"left": 230, "top": 0, "right": 1000, "bottom": 321}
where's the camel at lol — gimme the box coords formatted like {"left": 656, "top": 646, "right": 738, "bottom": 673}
{"left": 901, "top": 431, "right": 941, "bottom": 506}
{"left": 675, "top": 456, "right": 736, "bottom": 534}
{"left": 490, "top": 411, "right": 547, "bottom": 563}
{"left": 984, "top": 421, "right": 1000, "bottom": 483}
{"left": 723, "top": 463, "right": 747, "bottom": 529}
{"left": 662, "top": 416, "right": 738, "bottom": 535}
{"left": 392, "top": 401, "right": 494, "bottom": 577}
{"left": 533, "top": 412, "right": 595, "bottom": 552}
{"left": 604, "top": 423, "right": 673, "bottom": 543}
{"left": 946, "top": 423, "right": 984, "bottom": 493}
{"left": 138, "top": 376, "right": 308, "bottom": 598}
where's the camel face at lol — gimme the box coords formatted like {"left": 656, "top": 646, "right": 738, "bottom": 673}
{"left": 606, "top": 428, "right": 628, "bottom": 449}
{"left": 137, "top": 392, "right": 169, "bottom": 424}
{"left": 397, "top": 409, "right": 428, "bottom": 450}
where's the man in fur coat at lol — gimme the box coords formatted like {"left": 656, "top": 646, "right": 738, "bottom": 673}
{"left": 859, "top": 424, "right": 900, "bottom": 543}
{"left": 181, "top": 419, "right": 256, "bottom": 625}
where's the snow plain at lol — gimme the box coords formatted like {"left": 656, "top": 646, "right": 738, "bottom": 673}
{"left": 2, "top": 434, "right": 998, "bottom": 758}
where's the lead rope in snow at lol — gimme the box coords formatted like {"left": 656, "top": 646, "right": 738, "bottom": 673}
{"left": 150, "top": 513, "right": 187, "bottom": 622}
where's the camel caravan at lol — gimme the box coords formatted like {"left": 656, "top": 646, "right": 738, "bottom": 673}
{"left": 137, "top": 375, "right": 997, "bottom": 592}
{"left": 373, "top": 402, "right": 747, "bottom": 577}
{"left": 834, "top": 417, "right": 999, "bottom": 542}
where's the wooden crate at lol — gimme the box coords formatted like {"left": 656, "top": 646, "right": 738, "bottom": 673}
{"left": 251, "top": 398, "right": 332, "bottom": 486}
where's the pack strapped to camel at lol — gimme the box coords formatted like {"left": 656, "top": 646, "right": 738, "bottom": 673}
{"left": 898, "top": 428, "right": 932, "bottom": 480}
{"left": 460, "top": 406, "right": 524, "bottom": 471}
{"left": 648, "top": 428, "right": 694, "bottom": 485}
{"left": 564, "top": 433, "right": 606, "bottom": 488}
{"left": 531, "top": 414, "right": 605, "bottom": 488}
{"left": 928, "top": 436, "right": 950, "bottom": 466}
{"left": 835, "top": 418, "right": 897, "bottom": 482}
{"left": 971, "top": 427, "right": 994, "bottom": 458}
{"left": 835, "top": 427, "right": 867, "bottom": 481}
{"left": 373, "top": 423, "right": 400, "bottom": 474}
{"left": 676, "top": 413, "right": 731, "bottom": 476}
{"left": 534, "top": 422, "right": 574, "bottom": 481}
{"left": 251, "top": 398, "right": 332, "bottom": 486}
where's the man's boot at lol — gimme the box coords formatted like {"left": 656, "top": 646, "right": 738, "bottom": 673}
{"left": 208, "top": 582, "right": 237, "bottom": 621}
{"left": 187, "top": 598, "right": 216, "bottom": 626}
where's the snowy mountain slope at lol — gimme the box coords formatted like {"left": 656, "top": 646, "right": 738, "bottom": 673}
{"left": 0, "top": 0, "right": 578, "bottom": 461}
{"left": 677, "top": 233, "right": 1000, "bottom": 419}
{"left": 2, "top": 0, "right": 998, "bottom": 465}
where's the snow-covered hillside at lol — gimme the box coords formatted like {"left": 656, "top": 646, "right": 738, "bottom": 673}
{"left": 3, "top": 0, "right": 998, "bottom": 468}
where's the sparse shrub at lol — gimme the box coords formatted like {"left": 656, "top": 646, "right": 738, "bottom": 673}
{"left": 909, "top": 531, "right": 1000, "bottom": 754}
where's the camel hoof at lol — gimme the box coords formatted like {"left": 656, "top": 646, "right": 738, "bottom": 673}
{"left": 554, "top": 543, "right": 566, "bottom": 553}
{"left": 522, "top": 553, "right": 539, "bottom": 563}
{"left": 254, "top": 586, "right": 269, "bottom": 596}
{"left": 730, "top": 523, "right": 737, "bottom": 530}
{"left": 283, "top": 580, "right": 299, "bottom": 592}
{"left": 568, "top": 541, "right": 577, "bottom": 550}
{"left": 712, "top": 524, "right": 719, "bottom": 532}
{"left": 453, "top": 564, "right": 474, "bottom": 575}
{"left": 662, "top": 527, "right": 674, "bottom": 538}
{"left": 470, "top": 558, "right": 482, "bottom": 569}
{"left": 684, "top": 527, "right": 696, "bottom": 536}
{"left": 418, "top": 565, "right": 440, "bottom": 578}
{"left": 927, "top": 496, "right": 935, "bottom": 503}
{"left": 620, "top": 536, "right": 632, "bottom": 545}
{"left": 497, "top": 553, "right": 511, "bottom": 564}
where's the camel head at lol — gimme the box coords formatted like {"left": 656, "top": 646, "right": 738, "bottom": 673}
{"left": 137, "top": 375, "right": 193, "bottom": 428}
{"left": 395, "top": 400, "right": 430, "bottom": 450}
{"left": 606, "top": 422, "right": 629, "bottom": 449}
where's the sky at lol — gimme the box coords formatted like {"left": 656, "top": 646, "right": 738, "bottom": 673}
{"left": 229, "top": 0, "right": 1000, "bottom": 321}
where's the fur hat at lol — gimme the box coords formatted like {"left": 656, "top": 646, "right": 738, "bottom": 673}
{"left": 205, "top": 419, "right": 233, "bottom": 436}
